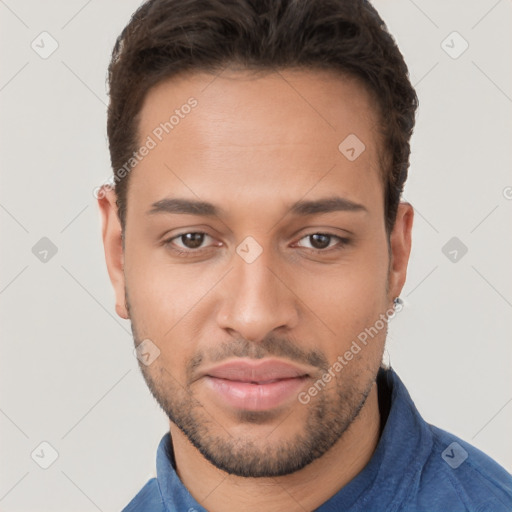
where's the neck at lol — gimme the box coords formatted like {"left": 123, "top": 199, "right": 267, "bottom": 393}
{"left": 170, "top": 382, "right": 381, "bottom": 512}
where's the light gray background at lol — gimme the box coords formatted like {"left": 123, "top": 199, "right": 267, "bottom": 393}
{"left": 1, "top": 0, "right": 511, "bottom": 510}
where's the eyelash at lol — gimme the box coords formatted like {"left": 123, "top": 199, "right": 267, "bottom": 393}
{"left": 163, "top": 232, "right": 351, "bottom": 257}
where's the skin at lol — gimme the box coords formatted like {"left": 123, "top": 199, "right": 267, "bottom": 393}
{"left": 99, "top": 68, "right": 413, "bottom": 511}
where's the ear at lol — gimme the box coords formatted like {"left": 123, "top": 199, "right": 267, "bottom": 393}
{"left": 388, "top": 202, "right": 414, "bottom": 301}
{"left": 97, "top": 186, "right": 129, "bottom": 319}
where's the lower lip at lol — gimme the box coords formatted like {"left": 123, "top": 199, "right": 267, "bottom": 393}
{"left": 204, "top": 376, "right": 308, "bottom": 411}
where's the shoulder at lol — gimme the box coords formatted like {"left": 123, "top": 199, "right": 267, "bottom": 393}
{"left": 410, "top": 425, "right": 512, "bottom": 512}
{"left": 121, "top": 478, "right": 166, "bottom": 512}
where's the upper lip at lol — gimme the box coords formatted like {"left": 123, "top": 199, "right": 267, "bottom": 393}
{"left": 202, "top": 359, "right": 310, "bottom": 383}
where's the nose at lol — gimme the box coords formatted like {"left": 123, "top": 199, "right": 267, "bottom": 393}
{"left": 215, "top": 246, "right": 300, "bottom": 343}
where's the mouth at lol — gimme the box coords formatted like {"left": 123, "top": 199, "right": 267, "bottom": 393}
{"left": 201, "top": 359, "right": 311, "bottom": 412}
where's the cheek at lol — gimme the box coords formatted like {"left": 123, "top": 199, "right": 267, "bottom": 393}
{"left": 125, "top": 269, "right": 202, "bottom": 380}
{"left": 124, "top": 246, "right": 218, "bottom": 354}
{"left": 299, "top": 245, "right": 389, "bottom": 356}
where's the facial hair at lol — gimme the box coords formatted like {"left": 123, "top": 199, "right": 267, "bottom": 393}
{"left": 127, "top": 293, "right": 380, "bottom": 478}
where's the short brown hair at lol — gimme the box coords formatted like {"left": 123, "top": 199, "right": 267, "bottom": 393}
{"left": 107, "top": 0, "right": 418, "bottom": 234}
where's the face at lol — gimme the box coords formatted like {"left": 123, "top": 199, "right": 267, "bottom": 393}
{"left": 100, "top": 68, "right": 412, "bottom": 477}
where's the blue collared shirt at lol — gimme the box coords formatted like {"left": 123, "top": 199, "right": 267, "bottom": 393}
{"left": 122, "top": 369, "right": 512, "bottom": 511}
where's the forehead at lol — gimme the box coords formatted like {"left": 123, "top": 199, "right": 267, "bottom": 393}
{"left": 130, "top": 68, "right": 383, "bottom": 218}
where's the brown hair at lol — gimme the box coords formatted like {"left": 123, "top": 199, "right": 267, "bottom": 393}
{"left": 107, "top": 0, "right": 418, "bottom": 234}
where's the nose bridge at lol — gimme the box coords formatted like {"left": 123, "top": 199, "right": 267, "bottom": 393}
{"left": 216, "top": 244, "right": 298, "bottom": 341}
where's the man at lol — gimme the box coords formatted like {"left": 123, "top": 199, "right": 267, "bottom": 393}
{"left": 98, "top": 0, "right": 512, "bottom": 510}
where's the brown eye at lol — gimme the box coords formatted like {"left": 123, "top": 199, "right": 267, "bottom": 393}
{"left": 165, "top": 232, "right": 215, "bottom": 254}
{"left": 297, "top": 233, "right": 340, "bottom": 251}
{"left": 298, "top": 233, "right": 350, "bottom": 252}
{"left": 308, "top": 234, "right": 331, "bottom": 249}
{"left": 178, "top": 233, "right": 206, "bottom": 249}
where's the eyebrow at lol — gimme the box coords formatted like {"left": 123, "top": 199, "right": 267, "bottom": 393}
{"left": 148, "top": 198, "right": 221, "bottom": 216}
{"left": 147, "top": 196, "right": 367, "bottom": 217}
{"left": 290, "top": 197, "right": 367, "bottom": 216}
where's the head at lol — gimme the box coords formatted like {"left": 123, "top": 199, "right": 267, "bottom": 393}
{"left": 99, "top": 0, "right": 417, "bottom": 478}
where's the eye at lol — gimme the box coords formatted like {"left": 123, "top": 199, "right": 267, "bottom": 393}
{"left": 164, "top": 232, "right": 215, "bottom": 255}
{"left": 296, "top": 233, "right": 349, "bottom": 252}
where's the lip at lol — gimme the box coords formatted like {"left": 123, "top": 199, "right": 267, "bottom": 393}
{"left": 204, "top": 359, "right": 310, "bottom": 382}
{"left": 201, "top": 359, "right": 311, "bottom": 411}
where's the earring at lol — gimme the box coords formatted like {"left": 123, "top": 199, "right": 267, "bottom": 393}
{"left": 393, "top": 297, "right": 403, "bottom": 308}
